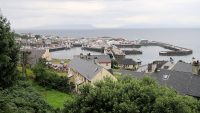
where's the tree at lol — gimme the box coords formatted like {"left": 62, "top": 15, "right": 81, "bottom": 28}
{"left": 20, "top": 51, "right": 31, "bottom": 79}
{"left": 63, "top": 76, "right": 200, "bottom": 113}
{"left": 0, "top": 15, "right": 19, "bottom": 88}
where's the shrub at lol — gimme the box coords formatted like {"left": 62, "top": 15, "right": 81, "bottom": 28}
{"left": 33, "top": 64, "right": 73, "bottom": 92}
{"left": 63, "top": 76, "right": 200, "bottom": 113}
{"left": 0, "top": 81, "right": 56, "bottom": 113}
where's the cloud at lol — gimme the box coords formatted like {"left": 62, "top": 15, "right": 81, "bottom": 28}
{"left": 0, "top": 0, "right": 200, "bottom": 29}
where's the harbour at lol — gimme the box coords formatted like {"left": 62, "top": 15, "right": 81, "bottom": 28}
{"left": 16, "top": 28, "right": 200, "bottom": 65}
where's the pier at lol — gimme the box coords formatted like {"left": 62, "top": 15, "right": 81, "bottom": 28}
{"left": 140, "top": 41, "right": 193, "bottom": 56}
{"left": 72, "top": 43, "right": 82, "bottom": 47}
{"left": 49, "top": 46, "right": 70, "bottom": 52}
{"left": 81, "top": 46, "right": 105, "bottom": 53}
{"left": 111, "top": 47, "right": 125, "bottom": 63}
{"left": 122, "top": 49, "right": 142, "bottom": 55}
{"left": 159, "top": 50, "right": 193, "bottom": 56}
{"left": 114, "top": 44, "right": 141, "bottom": 48}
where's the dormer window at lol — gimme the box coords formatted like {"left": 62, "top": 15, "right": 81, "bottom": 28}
{"left": 162, "top": 74, "right": 170, "bottom": 80}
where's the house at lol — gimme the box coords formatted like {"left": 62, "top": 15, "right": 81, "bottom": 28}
{"left": 74, "top": 54, "right": 112, "bottom": 70}
{"left": 148, "top": 60, "right": 168, "bottom": 72}
{"left": 118, "top": 58, "right": 138, "bottom": 70}
{"left": 171, "top": 61, "right": 192, "bottom": 73}
{"left": 151, "top": 69, "right": 200, "bottom": 98}
{"left": 68, "top": 57, "right": 117, "bottom": 92}
{"left": 117, "top": 61, "right": 200, "bottom": 98}
{"left": 20, "top": 49, "right": 52, "bottom": 66}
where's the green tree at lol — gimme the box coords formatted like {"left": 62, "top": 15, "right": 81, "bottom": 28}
{"left": 63, "top": 76, "right": 200, "bottom": 113}
{"left": 0, "top": 15, "right": 19, "bottom": 88}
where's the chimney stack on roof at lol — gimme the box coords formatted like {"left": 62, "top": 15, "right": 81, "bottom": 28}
{"left": 192, "top": 59, "right": 200, "bottom": 75}
{"left": 80, "top": 53, "right": 83, "bottom": 59}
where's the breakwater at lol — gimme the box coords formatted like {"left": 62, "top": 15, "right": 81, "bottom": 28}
{"left": 72, "top": 43, "right": 82, "bottom": 47}
{"left": 114, "top": 44, "right": 141, "bottom": 48}
{"left": 122, "top": 49, "right": 142, "bottom": 55}
{"left": 140, "top": 41, "right": 193, "bottom": 56}
{"left": 49, "top": 46, "right": 70, "bottom": 52}
{"left": 81, "top": 46, "right": 105, "bottom": 53}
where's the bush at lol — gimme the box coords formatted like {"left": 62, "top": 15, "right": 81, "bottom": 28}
{"left": 63, "top": 76, "right": 200, "bottom": 113}
{"left": 33, "top": 64, "right": 73, "bottom": 92}
{"left": 0, "top": 81, "right": 56, "bottom": 113}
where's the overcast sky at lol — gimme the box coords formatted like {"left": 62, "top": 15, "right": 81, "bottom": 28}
{"left": 1, "top": 0, "right": 200, "bottom": 29}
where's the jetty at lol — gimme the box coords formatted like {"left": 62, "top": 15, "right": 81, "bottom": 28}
{"left": 111, "top": 47, "right": 125, "bottom": 63}
{"left": 49, "top": 46, "right": 70, "bottom": 52}
{"left": 81, "top": 46, "right": 105, "bottom": 53}
{"left": 140, "top": 41, "right": 193, "bottom": 56}
{"left": 114, "top": 44, "right": 141, "bottom": 48}
{"left": 72, "top": 43, "right": 82, "bottom": 47}
{"left": 122, "top": 49, "right": 142, "bottom": 55}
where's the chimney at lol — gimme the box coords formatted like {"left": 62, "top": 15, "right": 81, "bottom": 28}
{"left": 192, "top": 60, "right": 200, "bottom": 75}
{"left": 87, "top": 53, "right": 91, "bottom": 59}
{"left": 148, "top": 62, "right": 157, "bottom": 73}
{"left": 192, "top": 57, "right": 196, "bottom": 63}
{"left": 80, "top": 53, "right": 83, "bottom": 59}
{"left": 94, "top": 57, "right": 98, "bottom": 64}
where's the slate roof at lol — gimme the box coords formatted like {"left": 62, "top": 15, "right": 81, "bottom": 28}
{"left": 119, "top": 69, "right": 146, "bottom": 78}
{"left": 68, "top": 57, "right": 103, "bottom": 81}
{"left": 171, "top": 61, "right": 192, "bottom": 73}
{"left": 119, "top": 58, "right": 137, "bottom": 65}
{"left": 152, "top": 60, "right": 168, "bottom": 69}
{"left": 150, "top": 70, "right": 191, "bottom": 95}
{"left": 120, "top": 69, "right": 200, "bottom": 97}
{"left": 74, "top": 55, "right": 111, "bottom": 63}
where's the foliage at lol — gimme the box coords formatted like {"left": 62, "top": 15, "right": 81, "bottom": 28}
{"left": 0, "top": 81, "right": 56, "bottom": 113}
{"left": 63, "top": 76, "right": 200, "bottom": 113}
{"left": 111, "top": 59, "right": 119, "bottom": 69}
{"left": 33, "top": 63, "right": 73, "bottom": 92}
{"left": 0, "top": 15, "right": 19, "bottom": 88}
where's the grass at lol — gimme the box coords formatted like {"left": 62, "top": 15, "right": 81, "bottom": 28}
{"left": 31, "top": 81, "right": 74, "bottom": 109}
{"left": 17, "top": 65, "right": 72, "bottom": 109}
{"left": 17, "top": 66, "right": 34, "bottom": 77}
{"left": 17, "top": 66, "right": 67, "bottom": 77}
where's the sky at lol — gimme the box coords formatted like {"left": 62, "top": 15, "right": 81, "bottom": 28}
{"left": 0, "top": 0, "right": 200, "bottom": 29}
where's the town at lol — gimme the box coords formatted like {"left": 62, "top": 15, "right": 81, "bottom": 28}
{"left": 1, "top": 3, "right": 200, "bottom": 111}
{"left": 15, "top": 32, "right": 200, "bottom": 98}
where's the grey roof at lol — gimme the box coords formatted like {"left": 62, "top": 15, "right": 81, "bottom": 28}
{"left": 119, "top": 58, "right": 137, "bottom": 65}
{"left": 68, "top": 57, "right": 103, "bottom": 81}
{"left": 74, "top": 55, "right": 111, "bottom": 63}
{"left": 152, "top": 60, "right": 168, "bottom": 69}
{"left": 119, "top": 69, "right": 200, "bottom": 97}
{"left": 120, "top": 69, "right": 146, "bottom": 78}
{"left": 20, "top": 49, "right": 45, "bottom": 65}
{"left": 151, "top": 70, "right": 191, "bottom": 95}
{"left": 171, "top": 61, "right": 192, "bottom": 73}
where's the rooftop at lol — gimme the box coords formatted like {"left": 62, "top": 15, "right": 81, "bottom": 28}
{"left": 68, "top": 57, "right": 103, "bottom": 81}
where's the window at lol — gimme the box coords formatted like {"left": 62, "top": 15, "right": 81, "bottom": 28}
{"left": 162, "top": 74, "right": 170, "bottom": 80}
